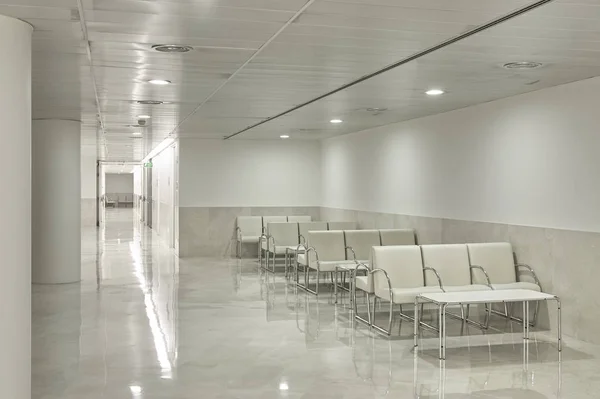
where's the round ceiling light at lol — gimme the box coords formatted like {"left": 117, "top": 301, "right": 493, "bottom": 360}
{"left": 280, "top": 135, "right": 290, "bottom": 139}
{"left": 137, "top": 100, "right": 164, "bottom": 105}
{"left": 330, "top": 119, "right": 343, "bottom": 124}
{"left": 148, "top": 79, "right": 171, "bottom": 85}
{"left": 137, "top": 114, "right": 151, "bottom": 119}
{"left": 425, "top": 89, "right": 445, "bottom": 96}
{"left": 152, "top": 44, "right": 193, "bottom": 53}
{"left": 503, "top": 61, "right": 543, "bottom": 70}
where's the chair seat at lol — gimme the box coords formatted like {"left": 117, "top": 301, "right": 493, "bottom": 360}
{"left": 285, "top": 245, "right": 306, "bottom": 253}
{"left": 492, "top": 282, "right": 541, "bottom": 292}
{"left": 355, "top": 276, "right": 374, "bottom": 294}
{"left": 268, "top": 246, "right": 296, "bottom": 255}
{"left": 309, "top": 260, "right": 357, "bottom": 272}
{"left": 443, "top": 284, "right": 491, "bottom": 293}
{"left": 383, "top": 286, "right": 444, "bottom": 304}
{"left": 240, "top": 236, "right": 260, "bottom": 243}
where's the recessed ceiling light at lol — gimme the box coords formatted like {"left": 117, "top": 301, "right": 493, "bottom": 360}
{"left": 137, "top": 100, "right": 164, "bottom": 105}
{"left": 425, "top": 89, "right": 445, "bottom": 96}
{"left": 132, "top": 132, "right": 142, "bottom": 136}
{"left": 280, "top": 135, "right": 290, "bottom": 139}
{"left": 330, "top": 119, "right": 343, "bottom": 124}
{"left": 503, "top": 61, "right": 543, "bottom": 70}
{"left": 279, "top": 382, "right": 289, "bottom": 391}
{"left": 152, "top": 44, "right": 193, "bottom": 53}
{"left": 137, "top": 115, "right": 151, "bottom": 119}
{"left": 148, "top": 79, "right": 171, "bottom": 85}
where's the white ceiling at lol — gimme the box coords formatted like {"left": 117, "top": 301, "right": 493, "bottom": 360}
{"left": 4, "top": 0, "right": 600, "bottom": 160}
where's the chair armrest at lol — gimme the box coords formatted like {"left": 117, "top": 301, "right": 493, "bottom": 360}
{"left": 470, "top": 265, "right": 494, "bottom": 289}
{"left": 423, "top": 267, "right": 445, "bottom": 292}
{"left": 268, "top": 235, "right": 275, "bottom": 250}
{"left": 515, "top": 263, "right": 541, "bottom": 288}
{"left": 299, "top": 234, "right": 306, "bottom": 244}
{"left": 295, "top": 243, "right": 307, "bottom": 252}
{"left": 305, "top": 247, "right": 320, "bottom": 271}
{"left": 369, "top": 268, "right": 393, "bottom": 298}
{"left": 345, "top": 246, "right": 358, "bottom": 263}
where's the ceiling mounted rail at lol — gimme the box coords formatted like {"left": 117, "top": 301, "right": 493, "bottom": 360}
{"left": 224, "top": 0, "right": 554, "bottom": 140}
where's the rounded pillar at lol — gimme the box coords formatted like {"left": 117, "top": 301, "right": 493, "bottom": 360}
{"left": 32, "top": 119, "right": 81, "bottom": 284}
{"left": 0, "top": 14, "right": 33, "bottom": 399}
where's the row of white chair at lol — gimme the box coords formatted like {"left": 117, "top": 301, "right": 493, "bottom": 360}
{"left": 260, "top": 221, "right": 359, "bottom": 271}
{"left": 236, "top": 215, "right": 314, "bottom": 258}
{"left": 356, "top": 243, "right": 541, "bottom": 335}
{"left": 296, "top": 229, "right": 416, "bottom": 295}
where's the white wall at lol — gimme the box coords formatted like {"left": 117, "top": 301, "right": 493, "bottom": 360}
{"left": 322, "top": 76, "right": 600, "bottom": 233}
{"left": 133, "top": 166, "right": 142, "bottom": 196}
{"left": 105, "top": 173, "right": 133, "bottom": 193}
{"left": 179, "top": 139, "right": 321, "bottom": 207}
{"left": 151, "top": 143, "right": 176, "bottom": 247}
{"left": 81, "top": 147, "right": 96, "bottom": 199}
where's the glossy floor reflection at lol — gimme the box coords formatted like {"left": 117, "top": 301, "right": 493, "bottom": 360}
{"left": 32, "top": 209, "right": 600, "bottom": 398}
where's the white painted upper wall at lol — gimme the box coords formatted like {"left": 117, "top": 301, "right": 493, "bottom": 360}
{"left": 179, "top": 139, "right": 321, "bottom": 207}
{"left": 322, "top": 76, "right": 600, "bottom": 233}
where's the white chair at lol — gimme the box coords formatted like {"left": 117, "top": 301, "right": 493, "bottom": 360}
{"left": 467, "top": 242, "right": 542, "bottom": 325}
{"left": 265, "top": 222, "right": 299, "bottom": 273}
{"left": 300, "top": 231, "right": 357, "bottom": 295}
{"left": 421, "top": 244, "right": 494, "bottom": 328}
{"left": 287, "top": 215, "right": 312, "bottom": 222}
{"left": 420, "top": 244, "right": 492, "bottom": 293}
{"left": 328, "top": 221, "right": 357, "bottom": 230}
{"left": 379, "top": 229, "right": 416, "bottom": 246}
{"left": 291, "top": 222, "right": 328, "bottom": 280}
{"left": 298, "top": 222, "right": 328, "bottom": 245}
{"left": 370, "top": 246, "right": 443, "bottom": 335}
{"left": 344, "top": 230, "right": 381, "bottom": 265}
{"left": 236, "top": 216, "right": 263, "bottom": 259}
{"left": 259, "top": 216, "right": 287, "bottom": 264}
{"left": 353, "top": 230, "right": 415, "bottom": 326}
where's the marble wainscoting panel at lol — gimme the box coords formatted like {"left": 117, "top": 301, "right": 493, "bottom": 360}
{"left": 179, "top": 207, "right": 321, "bottom": 258}
{"left": 81, "top": 198, "right": 96, "bottom": 227}
{"left": 319, "top": 207, "right": 443, "bottom": 244}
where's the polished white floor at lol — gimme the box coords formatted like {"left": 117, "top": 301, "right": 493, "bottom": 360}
{"left": 32, "top": 208, "right": 600, "bottom": 398}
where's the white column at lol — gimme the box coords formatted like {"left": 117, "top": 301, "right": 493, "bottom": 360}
{"left": 32, "top": 119, "right": 81, "bottom": 284}
{"left": 0, "top": 14, "right": 32, "bottom": 399}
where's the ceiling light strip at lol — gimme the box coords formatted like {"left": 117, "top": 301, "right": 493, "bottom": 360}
{"left": 161, "top": 0, "right": 318, "bottom": 141}
{"left": 224, "top": 0, "right": 555, "bottom": 140}
{"left": 76, "top": 0, "right": 108, "bottom": 156}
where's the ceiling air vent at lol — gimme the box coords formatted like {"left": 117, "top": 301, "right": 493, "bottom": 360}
{"left": 152, "top": 44, "right": 193, "bottom": 53}
{"left": 502, "top": 61, "right": 543, "bottom": 70}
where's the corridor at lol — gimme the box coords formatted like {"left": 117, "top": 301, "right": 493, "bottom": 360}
{"left": 31, "top": 209, "right": 600, "bottom": 398}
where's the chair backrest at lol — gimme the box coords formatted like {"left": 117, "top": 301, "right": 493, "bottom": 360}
{"left": 268, "top": 222, "right": 300, "bottom": 247}
{"left": 328, "top": 221, "right": 357, "bottom": 231}
{"left": 287, "top": 215, "right": 312, "bottom": 222}
{"left": 421, "top": 244, "right": 471, "bottom": 287}
{"left": 372, "top": 246, "right": 425, "bottom": 296}
{"left": 379, "top": 229, "right": 416, "bottom": 246}
{"left": 307, "top": 230, "right": 346, "bottom": 263}
{"left": 344, "top": 230, "right": 381, "bottom": 260}
{"left": 298, "top": 222, "right": 328, "bottom": 243}
{"left": 262, "top": 216, "right": 287, "bottom": 231}
{"left": 237, "top": 216, "right": 263, "bottom": 236}
{"left": 467, "top": 242, "right": 517, "bottom": 285}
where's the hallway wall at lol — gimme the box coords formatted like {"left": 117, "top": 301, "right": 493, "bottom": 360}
{"left": 320, "top": 77, "right": 600, "bottom": 344}
{"left": 178, "top": 138, "right": 321, "bottom": 257}
{"left": 152, "top": 144, "right": 176, "bottom": 248}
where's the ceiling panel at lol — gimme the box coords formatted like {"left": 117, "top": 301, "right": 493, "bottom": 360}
{"left": 4, "top": 0, "right": 600, "bottom": 160}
